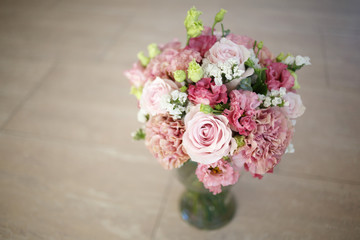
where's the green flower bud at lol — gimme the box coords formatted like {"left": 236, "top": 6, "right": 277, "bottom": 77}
{"left": 200, "top": 104, "right": 213, "bottom": 114}
{"left": 180, "top": 85, "right": 188, "bottom": 92}
{"left": 257, "top": 41, "right": 264, "bottom": 50}
{"left": 173, "top": 70, "right": 186, "bottom": 82}
{"left": 147, "top": 43, "right": 160, "bottom": 59}
{"left": 289, "top": 70, "right": 300, "bottom": 89}
{"left": 184, "top": 7, "right": 203, "bottom": 40}
{"left": 215, "top": 9, "right": 227, "bottom": 23}
{"left": 234, "top": 135, "right": 245, "bottom": 148}
{"left": 276, "top": 52, "right": 285, "bottom": 62}
{"left": 187, "top": 59, "right": 203, "bottom": 82}
{"left": 130, "top": 86, "right": 143, "bottom": 100}
{"left": 137, "top": 51, "right": 150, "bottom": 67}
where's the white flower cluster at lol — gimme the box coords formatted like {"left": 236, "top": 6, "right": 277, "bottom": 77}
{"left": 202, "top": 58, "right": 245, "bottom": 86}
{"left": 285, "top": 143, "right": 295, "bottom": 154}
{"left": 283, "top": 55, "right": 311, "bottom": 66}
{"left": 258, "top": 87, "right": 289, "bottom": 108}
{"left": 249, "top": 49, "right": 261, "bottom": 69}
{"left": 160, "top": 90, "right": 188, "bottom": 119}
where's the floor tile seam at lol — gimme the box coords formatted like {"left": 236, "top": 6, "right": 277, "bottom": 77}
{"left": 277, "top": 169, "right": 360, "bottom": 186}
{"left": 0, "top": 61, "right": 58, "bottom": 131}
{"left": 319, "top": 29, "right": 331, "bottom": 87}
{"left": 150, "top": 175, "right": 173, "bottom": 240}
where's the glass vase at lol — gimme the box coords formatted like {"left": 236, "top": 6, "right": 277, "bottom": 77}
{"left": 176, "top": 160, "right": 236, "bottom": 230}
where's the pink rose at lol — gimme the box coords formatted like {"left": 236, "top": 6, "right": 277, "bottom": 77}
{"left": 182, "top": 105, "right": 235, "bottom": 164}
{"left": 265, "top": 62, "right": 295, "bottom": 91}
{"left": 124, "top": 62, "right": 147, "bottom": 88}
{"left": 187, "top": 78, "right": 228, "bottom": 107}
{"left": 226, "top": 34, "right": 273, "bottom": 66}
{"left": 140, "top": 77, "right": 178, "bottom": 115}
{"left": 282, "top": 92, "right": 306, "bottom": 119}
{"left": 205, "top": 38, "right": 250, "bottom": 71}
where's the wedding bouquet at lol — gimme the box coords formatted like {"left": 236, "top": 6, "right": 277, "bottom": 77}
{"left": 125, "top": 7, "right": 309, "bottom": 195}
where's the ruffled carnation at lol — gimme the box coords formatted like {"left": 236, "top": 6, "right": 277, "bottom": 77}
{"left": 145, "top": 48, "right": 201, "bottom": 81}
{"left": 196, "top": 159, "right": 240, "bottom": 194}
{"left": 187, "top": 78, "right": 228, "bottom": 106}
{"left": 145, "top": 114, "right": 189, "bottom": 169}
{"left": 224, "top": 89, "right": 261, "bottom": 136}
{"left": 232, "top": 107, "right": 293, "bottom": 178}
{"left": 265, "top": 62, "right": 295, "bottom": 91}
{"left": 124, "top": 62, "right": 147, "bottom": 88}
{"left": 186, "top": 35, "right": 217, "bottom": 57}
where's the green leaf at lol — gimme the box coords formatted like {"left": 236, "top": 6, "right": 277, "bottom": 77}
{"left": 252, "top": 68, "right": 268, "bottom": 95}
{"left": 132, "top": 128, "right": 146, "bottom": 140}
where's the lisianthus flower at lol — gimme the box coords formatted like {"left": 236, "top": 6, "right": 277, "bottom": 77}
{"left": 224, "top": 89, "right": 261, "bottom": 136}
{"left": 186, "top": 34, "right": 217, "bottom": 57}
{"left": 265, "top": 62, "right": 295, "bottom": 91}
{"left": 187, "top": 78, "right": 228, "bottom": 106}
{"left": 232, "top": 107, "right": 293, "bottom": 178}
{"left": 140, "top": 77, "right": 178, "bottom": 115}
{"left": 182, "top": 105, "right": 236, "bottom": 164}
{"left": 196, "top": 159, "right": 240, "bottom": 194}
{"left": 145, "top": 114, "right": 189, "bottom": 169}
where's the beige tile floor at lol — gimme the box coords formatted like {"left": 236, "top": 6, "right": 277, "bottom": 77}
{"left": 0, "top": 0, "right": 360, "bottom": 239}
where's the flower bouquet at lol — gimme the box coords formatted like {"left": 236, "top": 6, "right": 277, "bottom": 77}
{"left": 125, "top": 6, "right": 308, "bottom": 205}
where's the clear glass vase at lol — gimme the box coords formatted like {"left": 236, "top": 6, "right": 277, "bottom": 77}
{"left": 176, "top": 160, "right": 236, "bottom": 230}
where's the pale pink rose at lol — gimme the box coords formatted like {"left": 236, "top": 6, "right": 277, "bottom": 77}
{"left": 187, "top": 78, "right": 228, "bottom": 107}
{"left": 232, "top": 107, "right": 293, "bottom": 178}
{"left": 182, "top": 105, "right": 235, "bottom": 164}
{"left": 265, "top": 62, "right": 295, "bottom": 91}
{"left": 124, "top": 62, "right": 147, "bottom": 88}
{"left": 145, "top": 114, "right": 189, "bottom": 169}
{"left": 140, "top": 77, "right": 178, "bottom": 115}
{"left": 282, "top": 92, "right": 306, "bottom": 119}
{"left": 205, "top": 38, "right": 250, "bottom": 71}
{"left": 196, "top": 159, "right": 240, "bottom": 194}
{"left": 226, "top": 34, "right": 273, "bottom": 66}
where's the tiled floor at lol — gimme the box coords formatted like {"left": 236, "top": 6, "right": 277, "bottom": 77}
{"left": 0, "top": 0, "right": 359, "bottom": 239}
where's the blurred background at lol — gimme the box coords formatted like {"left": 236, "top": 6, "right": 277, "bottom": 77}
{"left": 0, "top": 0, "right": 359, "bottom": 239}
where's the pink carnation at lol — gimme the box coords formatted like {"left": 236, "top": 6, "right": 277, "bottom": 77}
{"left": 224, "top": 90, "right": 261, "bottom": 136}
{"left": 186, "top": 35, "right": 217, "bottom": 57}
{"left": 232, "top": 107, "right": 293, "bottom": 178}
{"left": 144, "top": 48, "right": 201, "bottom": 81}
{"left": 159, "top": 39, "right": 182, "bottom": 51}
{"left": 145, "top": 114, "right": 189, "bottom": 169}
{"left": 265, "top": 62, "right": 295, "bottom": 91}
{"left": 168, "top": 48, "right": 202, "bottom": 74}
{"left": 196, "top": 159, "right": 240, "bottom": 195}
{"left": 187, "top": 78, "right": 228, "bottom": 107}
{"left": 124, "top": 62, "right": 147, "bottom": 88}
